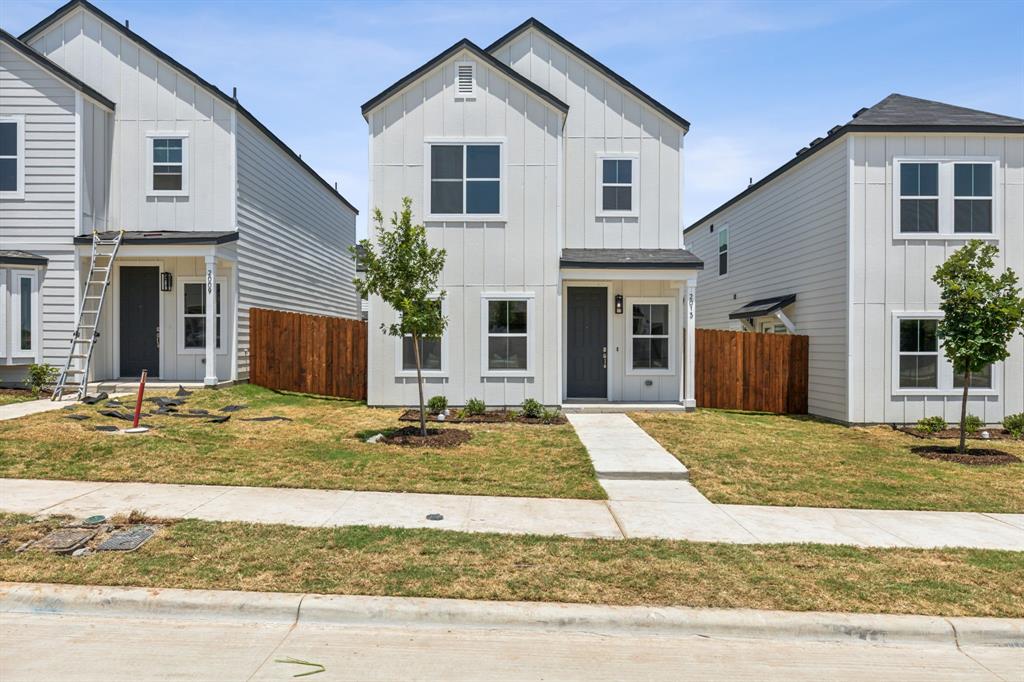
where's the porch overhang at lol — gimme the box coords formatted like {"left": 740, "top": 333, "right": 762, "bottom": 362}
{"left": 73, "top": 231, "right": 238, "bottom": 260}
{"left": 560, "top": 249, "right": 702, "bottom": 281}
{"left": 72, "top": 231, "right": 238, "bottom": 245}
{"left": 728, "top": 294, "right": 796, "bottom": 320}
{"left": 0, "top": 250, "right": 48, "bottom": 266}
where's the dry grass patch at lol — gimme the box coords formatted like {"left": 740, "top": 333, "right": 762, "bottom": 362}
{"left": 0, "top": 385, "right": 603, "bottom": 499}
{"left": 1, "top": 514, "right": 1021, "bottom": 617}
{"left": 632, "top": 409, "right": 1024, "bottom": 512}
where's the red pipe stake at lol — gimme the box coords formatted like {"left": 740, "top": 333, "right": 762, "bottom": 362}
{"left": 132, "top": 369, "right": 148, "bottom": 429}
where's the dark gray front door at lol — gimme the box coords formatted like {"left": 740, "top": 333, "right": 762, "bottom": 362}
{"left": 567, "top": 287, "right": 607, "bottom": 398}
{"left": 119, "top": 266, "right": 160, "bottom": 378}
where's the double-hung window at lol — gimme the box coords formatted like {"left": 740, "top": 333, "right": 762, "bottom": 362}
{"left": 596, "top": 155, "right": 638, "bottom": 217}
{"left": 629, "top": 299, "right": 673, "bottom": 373}
{"left": 954, "top": 163, "right": 993, "bottom": 233}
{"left": 398, "top": 298, "right": 445, "bottom": 375}
{"left": 148, "top": 133, "right": 188, "bottom": 195}
{"left": 8, "top": 270, "right": 38, "bottom": 359}
{"left": 179, "top": 279, "right": 223, "bottom": 353}
{"left": 429, "top": 143, "right": 501, "bottom": 217}
{"left": 0, "top": 115, "right": 25, "bottom": 198}
{"left": 899, "top": 163, "right": 939, "bottom": 233}
{"left": 894, "top": 314, "right": 995, "bottom": 393}
{"left": 482, "top": 294, "right": 531, "bottom": 374}
{"left": 718, "top": 228, "right": 729, "bottom": 277}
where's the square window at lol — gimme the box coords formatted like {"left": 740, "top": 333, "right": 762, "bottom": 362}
{"left": 954, "top": 199, "right": 992, "bottom": 233}
{"left": 430, "top": 144, "right": 501, "bottom": 216}
{"left": 431, "top": 180, "right": 462, "bottom": 214}
{"left": 431, "top": 145, "right": 463, "bottom": 180}
{"left": 901, "top": 163, "right": 938, "bottom": 197}
{"left": 466, "top": 145, "right": 499, "bottom": 178}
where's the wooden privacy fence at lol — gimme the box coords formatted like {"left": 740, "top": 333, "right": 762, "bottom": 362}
{"left": 249, "top": 308, "right": 367, "bottom": 400}
{"left": 695, "top": 329, "right": 808, "bottom": 414}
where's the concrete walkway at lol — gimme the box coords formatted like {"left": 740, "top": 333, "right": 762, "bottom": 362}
{"left": 0, "top": 395, "right": 79, "bottom": 422}
{"left": 3, "top": 477, "right": 1023, "bottom": 550}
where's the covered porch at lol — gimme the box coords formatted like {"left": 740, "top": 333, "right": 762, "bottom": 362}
{"left": 559, "top": 249, "right": 702, "bottom": 408}
{"left": 72, "top": 231, "right": 239, "bottom": 385}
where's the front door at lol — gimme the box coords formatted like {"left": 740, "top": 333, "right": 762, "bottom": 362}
{"left": 567, "top": 287, "right": 607, "bottom": 398}
{"left": 119, "top": 266, "right": 160, "bottom": 377}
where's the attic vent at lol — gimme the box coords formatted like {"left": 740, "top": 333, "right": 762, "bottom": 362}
{"left": 455, "top": 61, "right": 476, "bottom": 100}
{"left": 808, "top": 137, "right": 823, "bottom": 147}
{"left": 828, "top": 125, "right": 841, "bottom": 136}
{"left": 851, "top": 107, "right": 869, "bottom": 119}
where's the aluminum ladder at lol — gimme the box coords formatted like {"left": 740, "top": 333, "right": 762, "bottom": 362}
{"left": 52, "top": 231, "right": 124, "bottom": 401}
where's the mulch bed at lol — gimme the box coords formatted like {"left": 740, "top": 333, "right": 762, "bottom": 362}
{"left": 897, "top": 426, "right": 1018, "bottom": 441}
{"left": 911, "top": 445, "right": 1021, "bottom": 466}
{"left": 381, "top": 426, "right": 473, "bottom": 448}
{"left": 399, "top": 409, "right": 566, "bottom": 425}
{"left": 0, "top": 387, "right": 49, "bottom": 399}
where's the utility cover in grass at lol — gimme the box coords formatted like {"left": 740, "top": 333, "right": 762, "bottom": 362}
{"left": 97, "top": 525, "right": 156, "bottom": 552}
{"left": 32, "top": 528, "right": 96, "bottom": 553}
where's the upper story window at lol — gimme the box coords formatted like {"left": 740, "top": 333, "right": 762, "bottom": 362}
{"left": 596, "top": 154, "right": 638, "bottom": 217}
{"left": 894, "top": 159, "right": 997, "bottom": 238}
{"left": 954, "top": 163, "right": 993, "bottom": 233}
{"left": 0, "top": 116, "right": 25, "bottom": 199}
{"left": 428, "top": 143, "right": 501, "bottom": 217}
{"left": 147, "top": 133, "right": 189, "bottom": 196}
{"left": 718, "top": 228, "right": 729, "bottom": 277}
{"left": 454, "top": 61, "right": 476, "bottom": 100}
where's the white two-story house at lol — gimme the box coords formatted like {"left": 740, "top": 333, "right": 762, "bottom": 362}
{"left": 686, "top": 94, "right": 1024, "bottom": 424}
{"left": 0, "top": 0, "right": 358, "bottom": 390}
{"left": 362, "top": 18, "right": 703, "bottom": 408}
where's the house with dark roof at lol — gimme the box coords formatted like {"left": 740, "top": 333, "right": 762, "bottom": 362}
{"left": 0, "top": 1, "right": 359, "bottom": 390}
{"left": 685, "top": 94, "right": 1024, "bottom": 424}
{"left": 362, "top": 18, "right": 702, "bottom": 407}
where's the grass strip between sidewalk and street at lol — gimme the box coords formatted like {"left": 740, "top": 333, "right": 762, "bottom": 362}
{"left": 1, "top": 514, "right": 1021, "bottom": 618}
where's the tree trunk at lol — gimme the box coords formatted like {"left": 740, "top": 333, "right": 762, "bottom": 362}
{"left": 412, "top": 332, "right": 427, "bottom": 436}
{"left": 958, "top": 369, "right": 971, "bottom": 455}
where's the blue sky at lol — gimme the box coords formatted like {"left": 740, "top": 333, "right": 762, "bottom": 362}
{"left": 3, "top": 0, "right": 1022, "bottom": 236}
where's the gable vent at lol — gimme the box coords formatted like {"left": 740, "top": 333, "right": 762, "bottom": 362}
{"left": 455, "top": 61, "right": 476, "bottom": 100}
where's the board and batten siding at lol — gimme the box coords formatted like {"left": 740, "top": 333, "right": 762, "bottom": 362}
{"left": 367, "top": 48, "right": 563, "bottom": 406}
{"left": 492, "top": 28, "right": 685, "bottom": 251}
{"left": 235, "top": 116, "right": 359, "bottom": 379}
{"left": 29, "top": 7, "right": 235, "bottom": 234}
{"left": 848, "top": 133, "right": 1024, "bottom": 425}
{"left": 687, "top": 139, "right": 849, "bottom": 421}
{"left": 0, "top": 42, "right": 79, "bottom": 379}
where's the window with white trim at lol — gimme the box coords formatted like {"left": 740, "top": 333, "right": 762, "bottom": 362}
{"left": 454, "top": 61, "right": 476, "bottom": 100}
{"left": 953, "top": 363, "right": 993, "bottom": 389}
{"left": 893, "top": 314, "right": 997, "bottom": 394}
{"left": 953, "top": 163, "right": 993, "bottom": 233}
{"left": 429, "top": 143, "right": 501, "bottom": 216}
{"left": 899, "top": 163, "right": 938, "bottom": 233}
{"left": 148, "top": 134, "right": 188, "bottom": 195}
{"left": 399, "top": 298, "right": 445, "bottom": 374}
{"left": 598, "top": 157, "right": 635, "bottom": 214}
{"left": 179, "top": 279, "right": 223, "bottom": 352}
{"left": 894, "top": 159, "right": 996, "bottom": 236}
{"left": 0, "top": 271, "right": 6, "bottom": 358}
{"left": 482, "top": 295, "right": 531, "bottom": 374}
{"left": 718, "top": 228, "right": 729, "bottom": 277}
{"left": 629, "top": 299, "right": 673, "bottom": 373}
{"left": 8, "top": 269, "right": 38, "bottom": 358}
{"left": 0, "top": 116, "right": 25, "bottom": 198}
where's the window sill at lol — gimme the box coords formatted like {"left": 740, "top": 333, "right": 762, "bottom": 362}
{"left": 482, "top": 371, "right": 533, "bottom": 379}
{"left": 425, "top": 214, "right": 507, "bottom": 223}
{"left": 893, "top": 232, "right": 998, "bottom": 241}
{"left": 892, "top": 389, "right": 999, "bottom": 397}
{"left": 147, "top": 191, "right": 189, "bottom": 198}
{"left": 397, "top": 371, "right": 447, "bottom": 378}
{"left": 596, "top": 211, "right": 639, "bottom": 219}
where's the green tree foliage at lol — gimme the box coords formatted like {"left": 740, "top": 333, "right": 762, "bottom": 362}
{"left": 932, "top": 240, "right": 1024, "bottom": 453}
{"left": 352, "top": 198, "right": 447, "bottom": 435}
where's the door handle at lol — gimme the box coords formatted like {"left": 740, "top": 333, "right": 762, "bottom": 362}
{"left": 602, "top": 346, "right": 607, "bottom": 369}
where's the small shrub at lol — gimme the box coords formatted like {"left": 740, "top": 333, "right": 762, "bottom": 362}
{"left": 464, "top": 398, "right": 486, "bottom": 416}
{"left": 520, "top": 398, "right": 545, "bottom": 419}
{"left": 916, "top": 416, "right": 946, "bottom": 434}
{"left": 540, "top": 407, "right": 562, "bottom": 424}
{"left": 24, "top": 363, "right": 58, "bottom": 397}
{"left": 427, "top": 395, "right": 448, "bottom": 415}
{"left": 1003, "top": 413, "right": 1024, "bottom": 438}
{"left": 962, "top": 414, "right": 984, "bottom": 434}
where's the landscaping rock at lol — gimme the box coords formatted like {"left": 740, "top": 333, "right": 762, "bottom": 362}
{"left": 365, "top": 433, "right": 385, "bottom": 444}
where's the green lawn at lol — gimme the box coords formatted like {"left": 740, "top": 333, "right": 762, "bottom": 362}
{"left": 0, "top": 384, "right": 604, "bottom": 499}
{"left": 1, "top": 514, "right": 1020, "bottom": 617}
{"left": 632, "top": 409, "right": 1024, "bottom": 512}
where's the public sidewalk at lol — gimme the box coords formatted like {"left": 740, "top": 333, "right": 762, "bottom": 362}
{"left": 3, "top": 477, "right": 1023, "bottom": 550}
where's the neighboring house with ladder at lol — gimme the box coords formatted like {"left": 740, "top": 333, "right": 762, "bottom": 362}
{"left": 685, "top": 94, "right": 1024, "bottom": 424}
{"left": 362, "top": 18, "right": 703, "bottom": 408}
{"left": 0, "top": 1, "right": 358, "bottom": 393}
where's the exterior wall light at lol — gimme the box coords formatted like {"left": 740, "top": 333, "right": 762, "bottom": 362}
{"left": 160, "top": 271, "right": 173, "bottom": 292}
{"left": 615, "top": 294, "right": 623, "bottom": 314}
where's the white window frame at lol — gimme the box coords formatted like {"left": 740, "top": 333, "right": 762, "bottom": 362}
{"left": 0, "top": 115, "right": 26, "bottom": 200}
{"left": 480, "top": 291, "right": 534, "bottom": 378}
{"left": 952, "top": 162, "right": 995, "bottom": 235}
{"left": 717, "top": 227, "right": 729, "bottom": 278}
{"left": 9, "top": 269, "right": 39, "bottom": 360}
{"left": 595, "top": 153, "right": 639, "bottom": 218}
{"left": 0, "top": 270, "right": 6, "bottom": 359}
{"left": 177, "top": 276, "right": 228, "bottom": 355}
{"left": 890, "top": 311, "right": 999, "bottom": 396}
{"left": 625, "top": 297, "right": 676, "bottom": 376}
{"left": 146, "top": 131, "right": 189, "bottom": 197}
{"left": 893, "top": 158, "right": 999, "bottom": 240}
{"left": 423, "top": 138, "right": 506, "bottom": 222}
{"left": 453, "top": 60, "right": 476, "bottom": 101}
{"left": 395, "top": 295, "right": 449, "bottom": 378}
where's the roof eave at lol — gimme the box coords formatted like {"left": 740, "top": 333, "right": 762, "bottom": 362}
{"left": 560, "top": 261, "right": 704, "bottom": 270}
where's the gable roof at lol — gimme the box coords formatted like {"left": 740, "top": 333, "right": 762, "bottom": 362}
{"left": 486, "top": 18, "right": 690, "bottom": 133}
{"left": 685, "top": 93, "right": 1024, "bottom": 234}
{"left": 20, "top": 0, "right": 358, "bottom": 214}
{"left": 0, "top": 28, "right": 114, "bottom": 110}
{"left": 361, "top": 38, "right": 569, "bottom": 119}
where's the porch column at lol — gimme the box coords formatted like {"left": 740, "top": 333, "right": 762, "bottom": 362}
{"left": 203, "top": 254, "right": 218, "bottom": 386}
{"left": 680, "top": 278, "right": 697, "bottom": 410}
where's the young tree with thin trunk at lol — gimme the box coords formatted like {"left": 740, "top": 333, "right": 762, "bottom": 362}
{"left": 352, "top": 198, "right": 447, "bottom": 436}
{"left": 932, "top": 240, "right": 1024, "bottom": 454}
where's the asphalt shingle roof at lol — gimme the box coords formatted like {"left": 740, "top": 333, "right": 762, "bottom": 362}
{"left": 560, "top": 248, "right": 703, "bottom": 270}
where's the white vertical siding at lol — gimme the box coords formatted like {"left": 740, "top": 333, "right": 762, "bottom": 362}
{"left": 492, "top": 28, "right": 685, "bottom": 251}
{"left": 687, "top": 140, "right": 850, "bottom": 421}
{"left": 848, "top": 133, "right": 1024, "bottom": 424}
{"left": 235, "top": 117, "right": 359, "bottom": 379}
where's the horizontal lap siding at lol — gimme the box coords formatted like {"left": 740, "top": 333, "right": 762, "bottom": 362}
{"left": 235, "top": 118, "right": 358, "bottom": 380}
{"left": 687, "top": 140, "right": 849, "bottom": 421}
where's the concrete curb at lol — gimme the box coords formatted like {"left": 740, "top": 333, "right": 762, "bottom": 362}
{"left": 3, "top": 582, "right": 1022, "bottom": 648}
